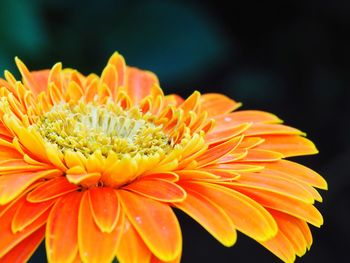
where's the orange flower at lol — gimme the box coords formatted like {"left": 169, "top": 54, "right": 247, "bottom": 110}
{"left": 0, "top": 52, "right": 326, "bottom": 263}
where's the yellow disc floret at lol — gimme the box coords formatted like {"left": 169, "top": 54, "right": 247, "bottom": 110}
{"left": 31, "top": 99, "right": 172, "bottom": 159}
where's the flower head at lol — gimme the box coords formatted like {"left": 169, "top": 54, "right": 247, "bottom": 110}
{"left": 0, "top": 52, "right": 327, "bottom": 263}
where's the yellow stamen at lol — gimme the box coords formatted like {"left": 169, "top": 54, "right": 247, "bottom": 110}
{"left": 31, "top": 99, "right": 172, "bottom": 159}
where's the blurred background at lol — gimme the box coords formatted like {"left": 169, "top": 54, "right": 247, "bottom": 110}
{"left": 0, "top": 0, "right": 348, "bottom": 262}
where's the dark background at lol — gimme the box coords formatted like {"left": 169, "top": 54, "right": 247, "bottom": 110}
{"left": 1, "top": 0, "right": 348, "bottom": 262}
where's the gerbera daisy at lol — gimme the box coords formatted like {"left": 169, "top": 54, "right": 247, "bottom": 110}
{"left": 0, "top": 52, "right": 326, "bottom": 263}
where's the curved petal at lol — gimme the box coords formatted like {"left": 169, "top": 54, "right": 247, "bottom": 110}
{"left": 255, "top": 135, "right": 318, "bottom": 157}
{"left": 196, "top": 137, "right": 242, "bottom": 167}
{"left": 100, "top": 64, "right": 118, "bottom": 97}
{"left": 244, "top": 123, "right": 304, "bottom": 136}
{"left": 12, "top": 198, "right": 55, "bottom": 232}
{"left": 48, "top": 63, "right": 63, "bottom": 92}
{"left": 88, "top": 187, "right": 120, "bottom": 233}
{"left": 232, "top": 172, "right": 315, "bottom": 203}
{"left": 261, "top": 160, "right": 327, "bottom": 190}
{"left": 66, "top": 81, "right": 84, "bottom": 102}
{"left": 124, "top": 179, "right": 186, "bottom": 202}
{"left": 183, "top": 182, "right": 278, "bottom": 242}
{"left": 200, "top": 93, "right": 241, "bottom": 117}
{"left": 205, "top": 123, "right": 251, "bottom": 145}
{"left": 125, "top": 67, "right": 159, "bottom": 103}
{"left": 0, "top": 169, "right": 62, "bottom": 205}
{"left": 179, "top": 91, "right": 200, "bottom": 113}
{"left": 66, "top": 172, "right": 101, "bottom": 186}
{"left": 234, "top": 186, "right": 323, "bottom": 227}
{"left": 27, "top": 177, "right": 78, "bottom": 203}
{"left": 0, "top": 159, "right": 48, "bottom": 174}
{"left": 241, "top": 149, "right": 283, "bottom": 162}
{"left": 268, "top": 209, "right": 310, "bottom": 257}
{"left": 29, "top": 70, "right": 50, "bottom": 95}
{"left": 78, "top": 191, "right": 123, "bottom": 263}
{"left": 118, "top": 190, "right": 182, "bottom": 262}
{"left": 116, "top": 216, "right": 152, "bottom": 263}
{"left": 237, "top": 137, "right": 265, "bottom": 149}
{"left": 15, "top": 57, "right": 42, "bottom": 95}
{"left": 0, "top": 197, "right": 49, "bottom": 258}
{"left": 0, "top": 225, "right": 45, "bottom": 263}
{"left": 142, "top": 172, "right": 179, "bottom": 182}
{"left": 259, "top": 228, "right": 296, "bottom": 263}
{"left": 164, "top": 94, "right": 184, "bottom": 107}
{"left": 173, "top": 188, "right": 237, "bottom": 247}
{"left": 107, "top": 52, "right": 126, "bottom": 87}
{"left": 214, "top": 110, "right": 282, "bottom": 125}
{"left": 46, "top": 192, "right": 82, "bottom": 263}
{"left": 175, "top": 170, "right": 220, "bottom": 181}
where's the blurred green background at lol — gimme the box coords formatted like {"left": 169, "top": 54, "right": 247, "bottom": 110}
{"left": 0, "top": 0, "right": 349, "bottom": 262}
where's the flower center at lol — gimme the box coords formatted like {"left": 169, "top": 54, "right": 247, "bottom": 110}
{"left": 32, "top": 100, "right": 172, "bottom": 158}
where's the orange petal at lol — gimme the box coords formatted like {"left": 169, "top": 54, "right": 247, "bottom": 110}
{"left": 260, "top": 168, "right": 323, "bottom": 202}
{"left": 244, "top": 123, "right": 304, "bottom": 136}
{"left": 261, "top": 160, "right": 327, "bottom": 190}
{"left": 118, "top": 190, "right": 182, "bottom": 262}
{"left": 179, "top": 91, "right": 200, "bottom": 113}
{"left": 0, "top": 146, "right": 23, "bottom": 160}
{"left": 12, "top": 198, "right": 55, "bottom": 232}
{"left": 234, "top": 187, "right": 323, "bottom": 227}
{"left": 88, "top": 187, "right": 120, "bottom": 233}
{"left": 255, "top": 135, "right": 318, "bottom": 157}
{"left": 29, "top": 70, "right": 50, "bottom": 95}
{"left": 217, "top": 150, "right": 248, "bottom": 163}
{"left": 142, "top": 172, "right": 179, "bottom": 182}
{"left": 66, "top": 172, "right": 101, "bottom": 186}
{"left": 259, "top": 227, "right": 296, "bottom": 263}
{"left": 108, "top": 52, "right": 126, "bottom": 87}
{"left": 173, "top": 187, "right": 237, "bottom": 247}
{"left": 268, "top": 209, "right": 310, "bottom": 257}
{"left": 116, "top": 217, "right": 152, "bottom": 263}
{"left": 244, "top": 168, "right": 323, "bottom": 203}
{"left": 196, "top": 137, "right": 242, "bottom": 167}
{"left": 164, "top": 94, "right": 184, "bottom": 107}
{"left": 66, "top": 81, "right": 84, "bottom": 102}
{"left": 237, "top": 137, "right": 265, "bottom": 149}
{"left": 125, "top": 67, "right": 159, "bottom": 103}
{"left": 124, "top": 179, "right": 186, "bottom": 202}
{"left": 48, "top": 82, "right": 64, "bottom": 105}
{"left": 0, "top": 225, "right": 45, "bottom": 263}
{"left": 27, "top": 177, "right": 78, "bottom": 203}
{"left": 175, "top": 170, "right": 220, "bottom": 181}
{"left": 201, "top": 169, "right": 240, "bottom": 181}
{"left": 48, "top": 63, "right": 63, "bottom": 92}
{"left": 200, "top": 93, "right": 241, "bottom": 118}
{"left": 185, "top": 182, "right": 278, "bottom": 242}
{"left": 241, "top": 149, "right": 283, "bottom": 162}
{"left": 0, "top": 197, "right": 49, "bottom": 258}
{"left": 15, "top": 57, "right": 41, "bottom": 95}
{"left": 293, "top": 216, "right": 313, "bottom": 249}
{"left": 100, "top": 64, "right": 118, "bottom": 97}
{"left": 85, "top": 78, "right": 99, "bottom": 102}
{"left": 46, "top": 192, "right": 82, "bottom": 263}
{"left": 205, "top": 123, "right": 251, "bottom": 145}
{"left": 0, "top": 159, "right": 49, "bottom": 174}
{"left": 232, "top": 172, "right": 315, "bottom": 203}
{"left": 206, "top": 163, "right": 264, "bottom": 172}
{"left": 0, "top": 169, "right": 61, "bottom": 205}
{"left": 214, "top": 111, "right": 282, "bottom": 125}
{"left": 0, "top": 76, "right": 16, "bottom": 95}
{"left": 78, "top": 191, "right": 124, "bottom": 263}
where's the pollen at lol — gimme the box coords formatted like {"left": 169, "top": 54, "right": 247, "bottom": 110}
{"left": 31, "top": 99, "right": 172, "bottom": 158}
